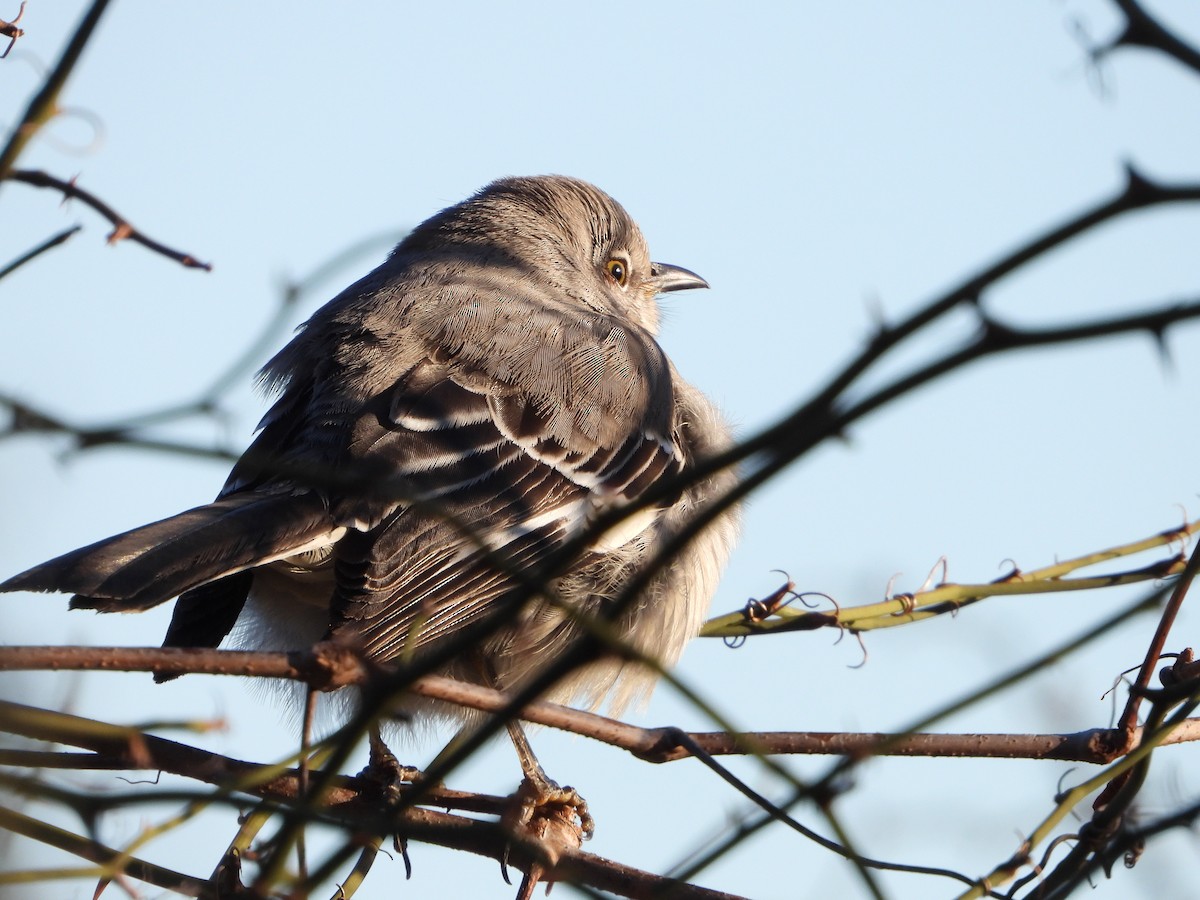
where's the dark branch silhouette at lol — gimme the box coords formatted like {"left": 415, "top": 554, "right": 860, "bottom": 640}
{"left": 5, "top": 169, "right": 212, "bottom": 270}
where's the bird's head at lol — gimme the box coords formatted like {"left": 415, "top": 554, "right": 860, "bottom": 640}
{"left": 399, "top": 175, "right": 708, "bottom": 334}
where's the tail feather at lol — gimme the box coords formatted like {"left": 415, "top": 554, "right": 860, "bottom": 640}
{"left": 152, "top": 570, "right": 257, "bottom": 682}
{"left": 163, "top": 570, "right": 256, "bottom": 649}
{"left": 1, "top": 491, "right": 335, "bottom": 613}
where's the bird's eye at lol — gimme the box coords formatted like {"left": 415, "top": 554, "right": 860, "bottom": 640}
{"left": 605, "top": 258, "right": 628, "bottom": 287}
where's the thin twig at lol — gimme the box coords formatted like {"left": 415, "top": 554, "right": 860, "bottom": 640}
{"left": 1114, "top": 537, "right": 1200, "bottom": 744}
{"left": 664, "top": 589, "right": 1164, "bottom": 890}
{"left": 0, "top": 701, "right": 747, "bottom": 900}
{"left": 0, "top": 225, "right": 80, "bottom": 281}
{"left": 0, "top": 806, "right": 207, "bottom": 897}
{"left": 0, "top": 231, "right": 401, "bottom": 454}
{"left": 0, "top": 2, "right": 25, "bottom": 59}
{"left": 6, "top": 169, "right": 211, "bottom": 270}
{"left": 0, "top": 0, "right": 113, "bottom": 180}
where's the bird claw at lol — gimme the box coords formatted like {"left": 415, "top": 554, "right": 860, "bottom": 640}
{"left": 508, "top": 773, "right": 594, "bottom": 840}
{"left": 499, "top": 774, "right": 592, "bottom": 896}
{"left": 358, "top": 729, "right": 422, "bottom": 803}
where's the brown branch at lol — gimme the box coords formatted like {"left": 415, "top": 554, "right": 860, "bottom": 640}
{"left": 0, "top": 749, "right": 144, "bottom": 770}
{"left": 5, "top": 169, "right": 211, "bottom": 270}
{"left": 984, "top": 676, "right": 1200, "bottom": 899}
{"left": 1114, "top": 538, "right": 1200, "bottom": 747}
{"left": 0, "top": 585, "right": 1171, "bottom": 897}
{"left": 637, "top": 721, "right": 1200, "bottom": 764}
{"left": 0, "top": 697, "right": 980, "bottom": 898}
{"left": 0, "top": 699, "right": 505, "bottom": 817}
{"left": 1035, "top": 796, "right": 1200, "bottom": 900}
{"left": 5, "top": 646, "right": 1200, "bottom": 766}
{"left": 0, "top": 700, "right": 746, "bottom": 900}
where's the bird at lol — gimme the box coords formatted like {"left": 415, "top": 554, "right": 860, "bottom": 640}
{"left": 1, "top": 175, "right": 739, "bottom": 825}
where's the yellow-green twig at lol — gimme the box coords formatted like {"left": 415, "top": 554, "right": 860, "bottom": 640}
{"left": 702, "top": 519, "right": 1196, "bottom": 638}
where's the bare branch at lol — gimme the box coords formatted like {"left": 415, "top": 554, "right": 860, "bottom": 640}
{"left": 1098, "top": 0, "right": 1200, "bottom": 77}
{"left": 0, "top": 700, "right": 748, "bottom": 900}
{"left": 0, "top": 805, "right": 207, "bottom": 897}
{"left": 0, "top": 229, "right": 401, "bottom": 461}
{"left": 0, "top": 225, "right": 79, "bottom": 281}
{"left": 0, "top": 2, "right": 25, "bottom": 60}
{"left": 963, "top": 673, "right": 1200, "bottom": 898}
{"left": 0, "top": 0, "right": 113, "bottom": 180}
{"left": 6, "top": 645, "right": 1200, "bottom": 766}
{"left": 837, "top": 293, "right": 1200, "bottom": 430}
{"left": 5, "top": 169, "right": 212, "bottom": 270}
{"left": 704, "top": 518, "right": 1196, "bottom": 638}
{"left": 1114, "top": 533, "right": 1200, "bottom": 745}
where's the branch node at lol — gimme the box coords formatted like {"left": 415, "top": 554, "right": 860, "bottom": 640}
{"left": 1159, "top": 646, "right": 1198, "bottom": 687}
{"left": 106, "top": 221, "right": 133, "bottom": 245}
{"left": 1120, "top": 161, "right": 1160, "bottom": 205}
{"left": 632, "top": 726, "right": 690, "bottom": 764}
{"left": 290, "top": 641, "right": 371, "bottom": 692}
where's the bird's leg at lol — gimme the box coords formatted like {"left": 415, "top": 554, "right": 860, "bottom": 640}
{"left": 471, "top": 652, "right": 595, "bottom": 840}
{"left": 356, "top": 723, "right": 420, "bottom": 869}
{"left": 466, "top": 653, "right": 592, "bottom": 895}
{"left": 504, "top": 716, "right": 595, "bottom": 840}
{"left": 501, "top": 717, "right": 593, "bottom": 898}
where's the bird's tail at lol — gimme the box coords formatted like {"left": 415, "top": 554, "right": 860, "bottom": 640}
{"left": 0, "top": 491, "right": 336, "bottom": 614}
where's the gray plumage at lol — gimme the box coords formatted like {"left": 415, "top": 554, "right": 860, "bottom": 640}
{"left": 2, "top": 176, "right": 739, "bottom": 718}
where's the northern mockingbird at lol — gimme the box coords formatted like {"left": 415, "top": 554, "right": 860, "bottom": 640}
{"left": 3, "top": 175, "right": 739, "bottom": 816}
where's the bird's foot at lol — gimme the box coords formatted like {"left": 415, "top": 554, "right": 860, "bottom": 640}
{"left": 357, "top": 728, "right": 422, "bottom": 804}
{"left": 355, "top": 729, "right": 421, "bottom": 876}
{"left": 499, "top": 773, "right": 593, "bottom": 897}
{"left": 507, "top": 772, "right": 594, "bottom": 840}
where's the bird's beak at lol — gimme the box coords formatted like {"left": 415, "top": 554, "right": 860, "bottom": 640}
{"left": 650, "top": 262, "right": 709, "bottom": 293}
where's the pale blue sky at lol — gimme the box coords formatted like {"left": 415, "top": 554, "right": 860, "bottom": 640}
{"left": 3, "top": 3, "right": 1200, "bottom": 898}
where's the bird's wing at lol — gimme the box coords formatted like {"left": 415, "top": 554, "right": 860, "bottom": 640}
{"left": 328, "top": 295, "right": 684, "bottom": 663}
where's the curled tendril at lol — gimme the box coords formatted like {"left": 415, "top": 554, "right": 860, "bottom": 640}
{"left": 847, "top": 631, "right": 869, "bottom": 669}
{"left": 742, "top": 577, "right": 798, "bottom": 622}
{"left": 890, "top": 592, "right": 916, "bottom": 616}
